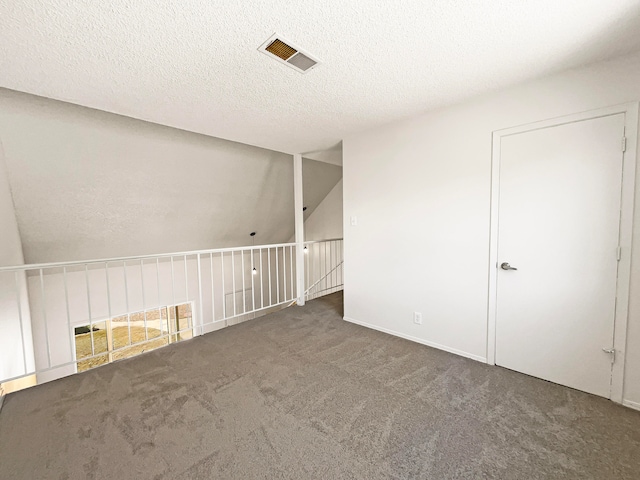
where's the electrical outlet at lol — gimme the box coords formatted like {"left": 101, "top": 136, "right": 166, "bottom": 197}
{"left": 413, "top": 312, "right": 423, "bottom": 325}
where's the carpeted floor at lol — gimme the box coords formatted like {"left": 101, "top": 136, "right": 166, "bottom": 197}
{"left": 1, "top": 292, "right": 639, "bottom": 479}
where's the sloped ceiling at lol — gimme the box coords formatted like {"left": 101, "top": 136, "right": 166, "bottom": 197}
{"left": 0, "top": 89, "right": 339, "bottom": 263}
{"left": 1, "top": 1, "right": 640, "bottom": 156}
{"left": 303, "top": 158, "right": 342, "bottom": 221}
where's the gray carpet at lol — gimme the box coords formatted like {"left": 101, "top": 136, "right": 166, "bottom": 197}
{"left": 1, "top": 292, "right": 639, "bottom": 479}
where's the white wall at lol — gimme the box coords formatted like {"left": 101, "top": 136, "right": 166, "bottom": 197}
{"left": 343, "top": 51, "right": 640, "bottom": 407}
{"left": 304, "top": 179, "right": 343, "bottom": 242}
{"left": 0, "top": 145, "right": 35, "bottom": 383}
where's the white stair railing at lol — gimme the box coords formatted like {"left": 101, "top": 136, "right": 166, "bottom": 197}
{"left": 0, "top": 242, "right": 301, "bottom": 389}
{"left": 305, "top": 261, "right": 344, "bottom": 298}
{"left": 303, "top": 239, "right": 344, "bottom": 301}
{"left": 0, "top": 238, "right": 344, "bottom": 392}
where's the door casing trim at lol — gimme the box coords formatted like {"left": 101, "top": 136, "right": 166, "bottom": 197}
{"left": 487, "top": 102, "right": 639, "bottom": 404}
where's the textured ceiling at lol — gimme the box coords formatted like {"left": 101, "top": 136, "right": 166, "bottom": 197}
{"left": 2, "top": 1, "right": 640, "bottom": 156}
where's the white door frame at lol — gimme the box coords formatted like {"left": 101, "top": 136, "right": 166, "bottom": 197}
{"left": 487, "top": 102, "right": 638, "bottom": 404}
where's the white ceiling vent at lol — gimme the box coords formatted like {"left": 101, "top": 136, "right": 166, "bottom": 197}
{"left": 258, "top": 34, "right": 320, "bottom": 74}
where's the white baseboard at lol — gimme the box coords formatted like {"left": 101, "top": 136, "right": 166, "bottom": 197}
{"left": 343, "top": 316, "right": 487, "bottom": 363}
{"left": 623, "top": 400, "right": 640, "bottom": 411}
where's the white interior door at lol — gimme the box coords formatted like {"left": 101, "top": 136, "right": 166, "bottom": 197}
{"left": 495, "top": 113, "right": 625, "bottom": 398}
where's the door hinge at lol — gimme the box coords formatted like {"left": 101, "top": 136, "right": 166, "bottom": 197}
{"left": 622, "top": 136, "right": 627, "bottom": 152}
{"left": 617, "top": 246, "right": 622, "bottom": 261}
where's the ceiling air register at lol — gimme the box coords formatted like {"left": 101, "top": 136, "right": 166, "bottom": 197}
{"left": 259, "top": 34, "right": 320, "bottom": 73}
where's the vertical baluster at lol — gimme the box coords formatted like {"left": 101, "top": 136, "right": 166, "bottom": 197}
{"left": 312, "top": 243, "right": 322, "bottom": 298}
{"left": 322, "top": 241, "right": 326, "bottom": 294}
{"left": 197, "top": 253, "right": 203, "bottom": 335}
{"left": 63, "top": 267, "right": 75, "bottom": 368}
{"left": 311, "top": 245, "right": 315, "bottom": 300}
{"left": 325, "top": 241, "right": 329, "bottom": 295}
{"left": 339, "top": 239, "right": 342, "bottom": 288}
{"left": 323, "top": 242, "right": 327, "bottom": 295}
{"left": 282, "top": 246, "right": 286, "bottom": 301}
{"left": 327, "top": 241, "right": 330, "bottom": 293}
{"left": 314, "top": 245, "right": 318, "bottom": 299}
{"left": 156, "top": 258, "right": 163, "bottom": 337}
{"left": 328, "top": 241, "right": 332, "bottom": 292}
{"left": 307, "top": 244, "right": 311, "bottom": 300}
{"left": 337, "top": 240, "right": 340, "bottom": 289}
{"left": 39, "top": 269, "right": 52, "bottom": 369}
{"left": 241, "top": 249, "right": 246, "bottom": 314}
{"left": 332, "top": 240, "right": 339, "bottom": 292}
{"left": 339, "top": 240, "right": 343, "bottom": 287}
{"left": 14, "top": 271, "right": 28, "bottom": 374}
{"left": 259, "top": 248, "right": 264, "bottom": 309}
{"left": 140, "top": 259, "right": 148, "bottom": 341}
{"left": 85, "top": 265, "right": 95, "bottom": 357}
{"left": 123, "top": 261, "right": 131, "bottom": 346}
{"left": 184, "top": 255, "right": 190, "bottom": 331}
{"left": 289, "top": 245, "right": 293, "bottom": 301}
{"left": 337, "top": 241, "right": 340, "bottom": 290}
{"left": 170, "top": 256, "right": 176, "bottom": 338}
{"left": 308, "top": 245, "right": 312, "bottom": 301}
{"left": 329, "top": 241, "right": 332, "bottom": 291}
{"left": 290, "top": 245, "right": 294, "bottom": 300}
{"left": 210, "top": 253, "right": 215, "bottom": 323}
{"left": 231, "top": 250, "right": 236, "bottom": 317}
{"left": 316, "top": 243, "right": 320, "bottom": 297}
{"left": 250, "top": 248, "right": 255, "bottom": 313}
{"left": 275, "top": 247, "right": 279, "bottom": 303}
{"left": 105, "top": 262, "right": 113, "bottom": 362}
{"left": 341, "top": 239, "right": 344, "bottom": 287}
{"left": 221, "top": 252, "right": 226, "bottom": 320}
{"left": 268, "top": 247, "right": 272, "bottom": 307}
{"left": 318, "top": 242, "right": 322, "bottom": 295}
{"left": 332, "top": 240, "right": 336, "bottom": 292}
